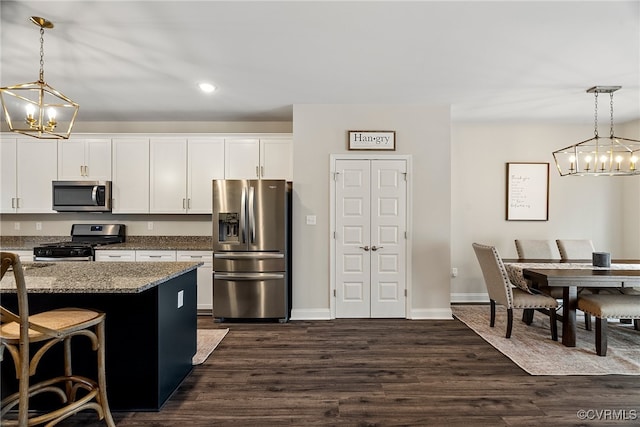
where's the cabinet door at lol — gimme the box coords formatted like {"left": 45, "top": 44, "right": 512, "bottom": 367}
{"left": 260, "top": 138, "right": 292, "bottom": 180}
{"left": 224, "top": 138, "right": 260, "bottom": 179}
{"left": 95, "top": 250, "right": 136, "bottom": 262}
{"left": 150, "top": 138, "right": 187, "bottom": 213}
{"left": 136, "top": 250, "right": 177, "bottom": 262}
{"left": 177, "top": 251, "right": 213, "bottom": 312}
{"left": 112, "top": 138, "right": 149, "bottom": 213}
{"left": 187, "top": 138, "right": 225, "bottom": 213}
{"left": 16, "top": 139, "right": 57, "bottom": 213}
{"left": 0, "top": 138, "right": 17, "bottom": 213}
{"left": 58, "top": 138, "right": 112, "bottom": 180}
{"left": 85, "top": 138, "right": 112, "bottom": 180}
{"left": 57, "top": 139, "right": 86, "bottom": 180}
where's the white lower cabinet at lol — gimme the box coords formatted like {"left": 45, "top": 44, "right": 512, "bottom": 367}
{"left": 94, "top": 250, "right": 136, "bottom": 262}
{"left": 177, "top": 251, "right": 213, "bottom": 314}
{"left": 94, "top": 249, "right": 212, "bottom": 313}
{"left": 135, "top": 250, "right": 177, "bottom": 262}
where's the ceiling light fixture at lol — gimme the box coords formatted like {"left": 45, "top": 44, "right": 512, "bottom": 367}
{"left": 198, "top": 82, "right": 216, "bottom": 93}
{"left": 0, "top": 16, "right": 79, "bottom": 139}
{"left": 552, "top": 86, "right": 640, "bottom": 176}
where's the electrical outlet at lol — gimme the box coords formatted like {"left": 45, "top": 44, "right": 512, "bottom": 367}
{"left": 36, "top": 222, "right": 42, "bottom": 231}
{"left": 306, "top": 215, "right": 316, "bottom": 225}
{"left": 451, "top": 267, "right": 458, "bottom": 278}
{"left": 14, "top": 222, "right": 20, "bottom": 230}
{"left": 147, "top": 221, "right": 154, "bottom": 230}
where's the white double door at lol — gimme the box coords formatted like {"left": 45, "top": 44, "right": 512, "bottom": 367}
{"left": 335, "top": 159, "right": 407, "bottom": 318}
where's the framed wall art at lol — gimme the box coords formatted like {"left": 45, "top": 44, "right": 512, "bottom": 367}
{"left": 506, "top": 162, "right": 549, "bottom": 221}
{"left": 348, "top": 130, "right": 396, "bottom": 150}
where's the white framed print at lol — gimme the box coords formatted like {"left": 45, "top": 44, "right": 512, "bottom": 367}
{"left": 506, "top": 162, "right": 549, "bottom": 221}
{"left": 348, "top": 130, "right": 396, "bottom": 151}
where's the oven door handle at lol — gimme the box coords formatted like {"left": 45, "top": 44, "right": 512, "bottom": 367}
{"left": 214, "top": 272, "right": 285, "bottom": 281}
{"left": 34, "top": 256, "right": 94, "bottom": 262}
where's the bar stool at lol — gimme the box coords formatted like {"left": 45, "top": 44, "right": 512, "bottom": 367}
{"left": 0, "top": 252, "right": 115, "bottom": 426}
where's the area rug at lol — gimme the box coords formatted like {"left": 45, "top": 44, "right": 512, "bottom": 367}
{"left": 192, "top": 328, "right": 229, "bottom": 365}
{"left": 452, "top": 305, "right": 640, "bottom": 375}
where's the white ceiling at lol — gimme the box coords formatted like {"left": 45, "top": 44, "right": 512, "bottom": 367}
{"left": 1, "top": 0, "right": 639, "bottom": 125}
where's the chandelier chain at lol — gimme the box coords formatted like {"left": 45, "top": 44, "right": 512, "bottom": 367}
{"left": 593, "top": 91, "right": 598, "bottom": 137}
{"left": 609, "top": 92, "right": 615, "bottom": 138}
{"left": 38, "top": 26, "right": 45, "bottom": 82}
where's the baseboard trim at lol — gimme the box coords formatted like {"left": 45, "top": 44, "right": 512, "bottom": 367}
{"left": 410, "top": 307, "right": 453, "bottom": 320}
{"left": 451, "top": 293, "right": 488, "bottom": 304}
{"left": 290, "top": 308, "right": 332, "bottom": 321}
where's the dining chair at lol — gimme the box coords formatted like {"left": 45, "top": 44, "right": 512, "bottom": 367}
{"left": 472, "top": 243, "right": 558, "bottom": 340}
{"left": 514, "top": 239, "right": 592, "bottom": 328}
{"left": 578, "top": 294, "right": 640, "bottom": 356}
{"left": 0, "top": 252, "right": 115, "bottom": 426}
{"left": 514, "top": 239, "right": 561, "bottom": 259}
{"left": 556, "top": 239, "right": 595, "bottom": 260}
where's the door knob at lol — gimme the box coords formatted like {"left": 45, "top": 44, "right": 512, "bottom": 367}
{"left": 371, "top": 246, "right": 384, "bottom": 251}
{"left": 359, "top": 246, "right": 370, "bottom": 251}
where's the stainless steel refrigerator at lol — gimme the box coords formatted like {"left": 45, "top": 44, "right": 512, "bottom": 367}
{"left": 212, "top": 179, "right": 291, "bottom": 321}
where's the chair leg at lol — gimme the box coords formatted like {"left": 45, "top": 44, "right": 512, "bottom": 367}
{"left": 490, "top": 300, "right": 496, "bottom": 328}
{"left": 595, "top": 317, "right": 608, "bottom": 356}
{"left": 96, "top": 320, "right": 116, "bottom": 427}
{"left": 584, "top": 312, "right": 592, "bottom": 331}
{"left": 549, "top": 308, "right": 558, "bottom": 341}
{"left": 506, "top": 308, "right": 513, "bottom": 339}
{"left": 522, "top": 308, "right": 534, "bottom": 325}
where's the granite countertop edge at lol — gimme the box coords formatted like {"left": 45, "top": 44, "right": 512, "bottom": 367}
{"left": 0, "top": 236, "right": 213, "bottom": 251}
{"left": 0, "top": 261, "right": 203, "bottom": 294}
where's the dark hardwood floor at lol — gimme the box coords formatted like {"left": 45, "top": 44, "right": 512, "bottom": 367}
{"left": 45, "top": 314, "right": 640, "bottom": 426}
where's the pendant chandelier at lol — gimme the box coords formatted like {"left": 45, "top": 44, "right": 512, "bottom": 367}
{"left": 0, "top": 16, "right": 79, "bottom": 139}
{"left": 552, "top": 86, "right": 640, "bottom": 176}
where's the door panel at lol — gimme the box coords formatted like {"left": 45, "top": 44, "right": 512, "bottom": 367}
{"left": 370, "top": 160, "right": 407, "bottom": 317}
{"left": 335, "top": 159, "right": 406, "bottom": 318}
{"left": 335, "top": 160, "right": 371, "bottom": 318}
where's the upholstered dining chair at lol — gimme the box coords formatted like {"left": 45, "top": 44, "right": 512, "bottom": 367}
{"left": 472, "top": 243, "right": 558, "bottom": 340}
{"left": 556, "top": 239, "right": 595, "bottom": 260}
{"left": 514, "top": 239, "right": 561, "bottom": 260}
{"left": 0, "top": 252, "right": 115, "bottom": 426}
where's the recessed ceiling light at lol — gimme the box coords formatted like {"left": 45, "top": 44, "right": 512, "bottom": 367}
{"left": 198, "top": 82, "right": 216, "bottom": 93}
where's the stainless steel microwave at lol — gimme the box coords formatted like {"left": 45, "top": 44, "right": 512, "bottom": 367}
{"left": 52, "top": 181, "right": 112, "bottom": 212}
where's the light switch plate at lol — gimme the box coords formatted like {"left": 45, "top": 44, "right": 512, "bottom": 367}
{"left": 306, "top": 215, "right": 316, "bottom": 225}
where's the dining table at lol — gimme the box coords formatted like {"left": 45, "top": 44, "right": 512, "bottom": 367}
{"left": 503, "top": 259, "right": 640, "bottom": 347}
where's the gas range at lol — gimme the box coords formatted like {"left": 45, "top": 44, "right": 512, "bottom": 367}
{"left": 33, "top": 224, "right": 126, "bottom": 261}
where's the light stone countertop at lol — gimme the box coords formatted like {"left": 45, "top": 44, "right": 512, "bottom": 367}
{"left": 0, "top": 261, "right": 202, "bottom": 294}
{"left": 0, "top": 235, "right": 213, "bottom": 251}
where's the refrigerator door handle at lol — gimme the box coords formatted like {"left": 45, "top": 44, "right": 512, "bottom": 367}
{"left": 248, "top": 186, "right": 256, "bottom": 243}
{"left": 214, "top": 272, "right": 285, "bottom": 280}
{"left": 214, "top": 252, "right": 285, "bottom": 259}
{"left": 240, "top": 186, "right": 247, "bottom": 243}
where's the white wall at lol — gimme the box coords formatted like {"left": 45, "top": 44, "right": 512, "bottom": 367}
{"left": 451, "top": 120, "right": 639, "bottom": 302}
{"left": 291, "top": 104, "right": 452, "bottom": 320}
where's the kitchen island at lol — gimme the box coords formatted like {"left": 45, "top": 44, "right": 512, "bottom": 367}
{"left": 0, "top": 260, "right": 202, "bottom": 411}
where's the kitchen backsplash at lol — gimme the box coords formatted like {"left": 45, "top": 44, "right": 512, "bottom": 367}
{"left": 0, "top": 214, "right": 212, "bottom": 237}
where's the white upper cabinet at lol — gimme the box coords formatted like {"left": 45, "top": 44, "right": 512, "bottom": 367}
{"left": 150, "top": 138, "right": 225, "bottom": 214}
{"left": 112, "top": 138, "right": 150, "bottom": 213}
{"left": 260, "top": 138, "right": 293, "bottom": 180}
{"left": 58, "top": 138, "right": 111, "bottom": 180}
{"left": 150, "top": 138, "right": 188, "bottom": 213}
{"left": 224, "top": 138, "right": 260, "bottom": 179}
{"left": 0, "top": 137, "right": 57, "bottom": 213}
{"left": 224, "top": 137, "right": 292, "bottom": 180}
{"left": 187, "top": 138, "right": 225, "bottom": 213}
